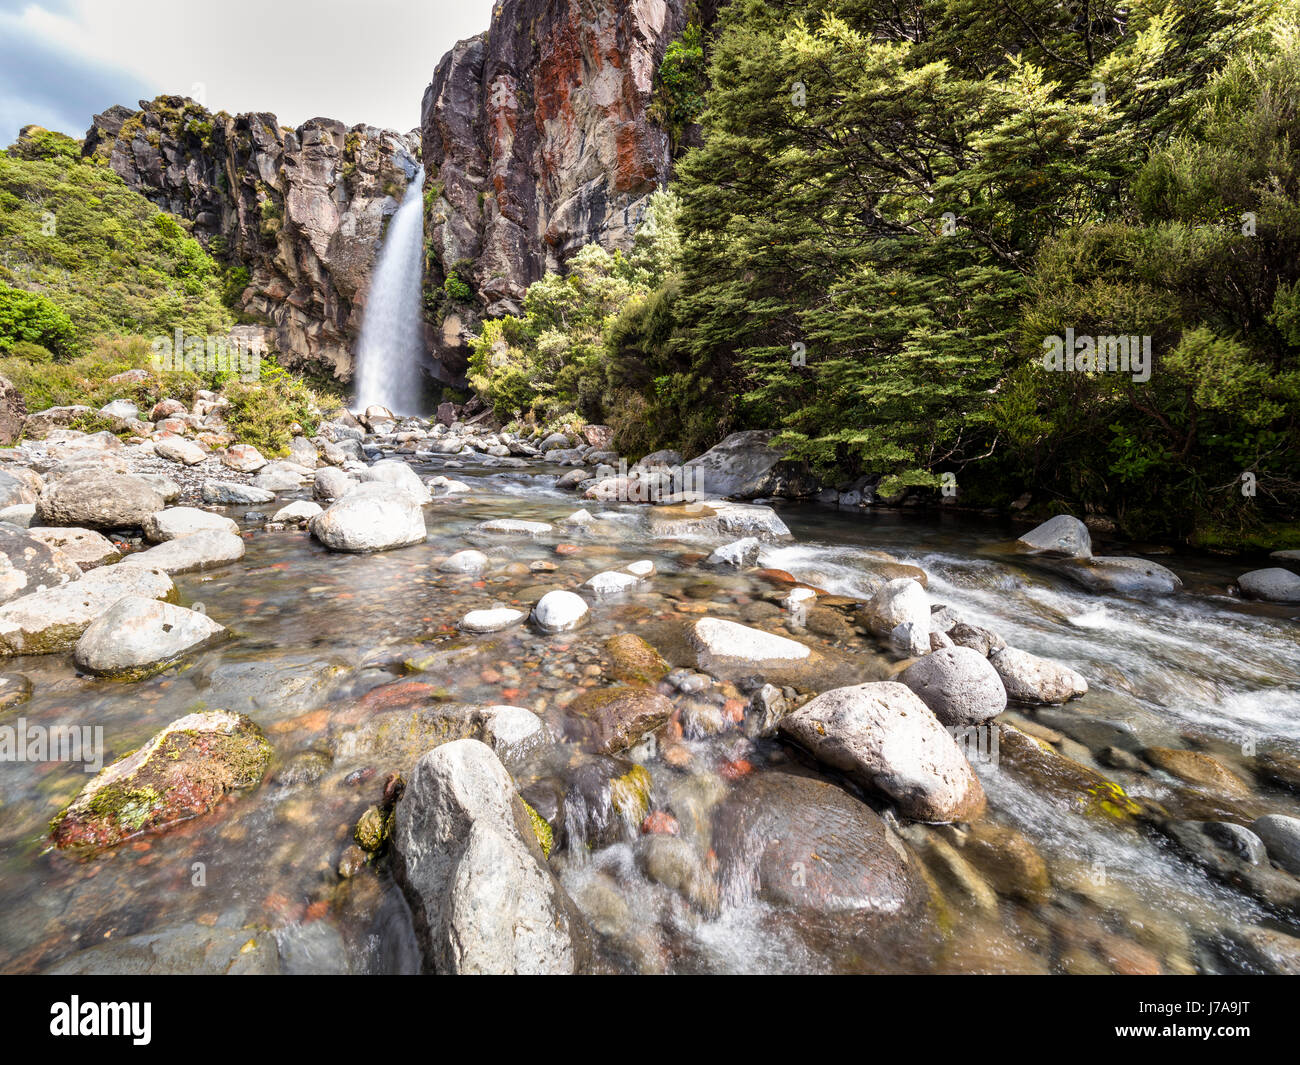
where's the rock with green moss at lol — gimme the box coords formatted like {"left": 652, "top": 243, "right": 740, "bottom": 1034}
{"left": 50, "top": 710, "right": 272, "bottom": 849}
{"left": 562, "top": 686, "right": 673, "bottom": 754}
{"left": 603, "top": 633, "right": 671, "bottom": 687}
{"left": 353, "top": 805, "right": 389, "bottom": 852}
{"left": 998, "top": 725, "right": 1141, "bottom": 821}
{"left": 73, "top": 596, "right": 227, "bottom": 679}
{"left": 519, "top": 798, "right": 554, "bottom": 858}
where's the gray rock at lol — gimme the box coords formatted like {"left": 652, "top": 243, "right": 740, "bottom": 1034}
{"left": 392, "top": 739, "right": 582, "bottom": 974}
{"left": 360, "top": 458, "right": 432, "bottom": 504}
{"left": 460, "top": 607, "right": 527, "bottom": 633}
{"left": 287, "top": 436, "right": 319, "bottom": 468}
{"left": 689, "top": 617, "right": 810, "bottom": 668}
{"left": 477, "top": 518, "right": 553, "bottom": 537}
{"left": 1054, "top": 556, "right": 1182, "bottom": 597}
{"left": 682, "top": 430, "right": 814, "bottom": 499}
{"left": 1200, "top": 821, "right": 1268, "bottom": 865}
{"left": 862, "top": 577, "right": 930, "bottom": 637}
{"left": 1016, "top": 514, "right": 1092, "bottom": 559}
{"left": 201, "top": 481, "right": 275, "bottom": 505}
{"left": 313, "top": 466, "right": 356, "bottom": 502}
{"left": 310, "top": 483, "right": 427, "bottom": 554}
{"left": 143, "top": 506, "right": 239, "bottom": 543}
{"left": 439, "top": 549, "right": 489, "bottom": 575}
{"left": 582, "top": 571, "right": 640, "bottom": 598}
{"left": 35, "top": 471, "right": 165, "bottom": 530}
{"left": 119, "top": 529, "right": 246, "bottom": 575}
{"left": 1237, "top": 568, "right": 1300, "bottom": 604}
{"left": 531, "top": 590, "right": 589, "bottom": 633}
{"left": 0, "top": 523, "right": 83, "bottom": 603}
{"left": 26, "top": 526, "right": 120, "bottom": 569}
{"left": 1251, "top": 814, "right": 1300, "bottom": 874}
{"left": 74, "top": 596, "right": 226, "bottom": 676}
{"left": 778, "top": 681, "right": 986, "bottom": 822}
{"left": 989, "top": 646, "right": 1088, "bottom": 705}
{"left": 271, "top": 500, "right": 323, "bottom": 525}
{"left": 948, "top": 622, "right": 1007, "bottom": 657}
{"left": 153, "top": 433, "right": 207, "bottom": 466}
{"left": 899, "top": 646, "right": 1008, "bottom": 726}
{"left": 0, "top": 563, "right": 174, "bottom": 654}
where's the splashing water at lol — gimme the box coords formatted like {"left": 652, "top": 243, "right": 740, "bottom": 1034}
{"left": 353, "top": 166, "right": 427, "bottom": 415}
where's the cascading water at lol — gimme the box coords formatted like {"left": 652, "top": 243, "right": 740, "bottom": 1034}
{"left": 353, "top": 165, "right": 427, "bottom": 415}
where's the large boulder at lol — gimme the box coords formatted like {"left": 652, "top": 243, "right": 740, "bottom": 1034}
{"left": 645, "top": 500, "right": 791, "bottom": 541}
{"left": 312, "top": 466, "right": 356, "bottom": 502}
{"left": 1237, "top": 568, "right": 1300, "bottom": 604}
{"left": 309, "top": 483, "right": 427, "bottom": 554}
{"left": 861, "top": 577, "right": 930, "bottom": 637}
{"left": 34, "top": 471, "right": 165, "bottom": 530}
{"left": 778, "top": 682, "right": 986, "bottom": 822}
{"left": 0, "top": 470, "right": 35, "bottom": 509}
{"left": 0, "top": 523, "right": 83, "bottom": 603}
{"left": 1053, "top": 556, "right": 1182, "bottom": 597}
{"left": 142, "top": 506, "right": 239, "bottom": 543}
{"left": 713, "top": 770, "right": 930, "bottom": 939}
{"left": 119, "top": 529, "right": 245, "bottom": 575}
{"left": 391, "top": 739, "right": 584, "bottom": 974}
{"left": 689, "top": 617, "right": 810, "bottom": 670}
{"left": 221, "top": 444, "right": 267, "bottom": 472}
{"left": 1015, "top": 514, "right": 1092, "bottom": 559}
{"left": 50, "top": 710, "right": 271, "bottom": 849}
{"left": 1251, "top": 814, "right": 1300, "bottom": 875}
{"left": 682, "top": 431, "right": 816, "bottom": 499}
{"left": 899, "top": 646, "right": 1008, "bottom": 726}
{"left": 74, "top": 596, "right": 227, "bottom": 677}
{"left": 989, "top": 646, "right": 1088, "bottom": 705}
{"left": 0, "top": 563, "right": 174, "bottom": 654}
{"left": 359, "top": 459, "right": 432, "bottom": 504}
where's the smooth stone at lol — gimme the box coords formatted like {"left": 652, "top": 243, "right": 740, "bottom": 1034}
{"left": 271, "top": 500, "right": 323, "bottom": 525}
{"left": 778, "top": 681, "right": 986, "bottom": 822}
{"left": 477, "top": 519, "right": 554, "bottom": 537}
{"left": 583, "top": 571, "right": 640, "bottom": 598}
{"left": 460, "top": 608, "right": 527, "bottom": 634}
{"left": 531, "top": 590, "right": 589, "bottom": 633}
{"left": 0, "top": 564, "right": 174, "bottom": 654}
{"left": 74, "top": 596, "right": 227, "bottom": 676}
{"left": 439, "top": 550, "right": 489, "bottom": 575}
{"left": 143, "top": 507, "right": 239, "bottom": 543}
{"left": 689, "top": 617, "right": 810, "bottom": 666}
{"left": 989, "top": 646, "right": 1087, "bottom": 705}
{"left": 201, "top": 481, "right": 275, "bottom": 505}
{"left": 309, "top": 483, "right": 427, "bottom": 554}
{"left": 120, "top": 529, "right": 246, "bottom": 575}
{"left": 899, "top": 646, "right": 1008, "bottom": 726}
{"left": 1016, "top": 514, "right": 1092, "bottom": 559}
{"left": 26, "top": 526, "right": 120, "bottom": 569}
{"left": 1237, "top": 568, "right": 1300, "bottom": 603}
{"left": 1251, "top": 814, "right": 1300, "bottom": 875}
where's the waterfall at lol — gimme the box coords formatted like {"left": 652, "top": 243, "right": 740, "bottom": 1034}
{"left": 353, "top": 165, "right": 427, "bottom": 415}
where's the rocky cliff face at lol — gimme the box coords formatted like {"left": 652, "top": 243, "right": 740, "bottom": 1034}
{"left": 84, "top": 97, "right": 420, "bottom": 378}
{"left": 421, "top": 0, "right": 695, "bottom": 380}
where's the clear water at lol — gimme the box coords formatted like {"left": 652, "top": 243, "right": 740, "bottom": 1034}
{"left": 1, "top": 460, "right": 1297, "bottom": 974}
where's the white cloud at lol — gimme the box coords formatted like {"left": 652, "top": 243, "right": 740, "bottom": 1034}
{"left": 1, "top": 0, "right": 498, "bottom": 143}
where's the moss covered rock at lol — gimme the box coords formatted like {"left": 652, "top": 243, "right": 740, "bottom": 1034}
{"left": 50, "top": 710, "right": 272, "bottom": 849}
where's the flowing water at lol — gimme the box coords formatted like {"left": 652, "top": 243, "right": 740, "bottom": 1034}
{"left": 1, "top": 454, "right": 1298, "bottom": 974}
{"left": 352, "top": 167, "right": 427, "bottom": 416}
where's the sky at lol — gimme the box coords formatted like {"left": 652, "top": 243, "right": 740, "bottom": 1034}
{"left": 0, "top": 0, "right": 499, "bottom": 147}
